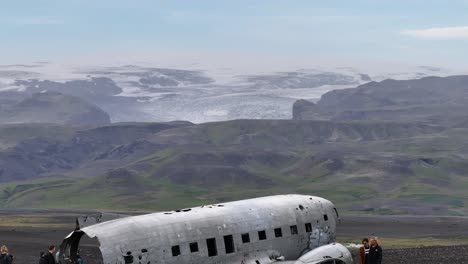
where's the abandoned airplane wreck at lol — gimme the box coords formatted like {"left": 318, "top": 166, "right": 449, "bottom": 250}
{"left": 57, "top": 194, "right": 353, "bottom": 264}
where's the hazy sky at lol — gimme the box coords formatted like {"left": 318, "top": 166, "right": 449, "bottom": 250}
{"left": 2, "top": 0, "right": 468, "bottom": 67}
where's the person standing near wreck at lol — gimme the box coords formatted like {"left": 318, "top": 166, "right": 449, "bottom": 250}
{"left": 123, "top": 251, "right": 134, "bottom": 264}
{"left": 358, "top": 238, "right": 370, "bottom": 264}
{"left": 0, "top": 245, "right": 13, "bottom": 264}
{"left": 42, "top": 245, "right": 56, "bottom": 264}
{"left": 76, "top": 250, "right": 84, "bottom": 264}
{"left": 368, "top": 237, "right": 383, "bottom": 264}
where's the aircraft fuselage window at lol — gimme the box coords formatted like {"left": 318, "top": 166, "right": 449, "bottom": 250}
{"left": 258, "top": 230, "right": 267, "bottom": 240}
{"left": 318, "top": 260, "right": 335, "bottom": 264}
{"left": 274, "top": 227, "right": 282, "bottom": 237}
{"left": 206, "top": 238, "right": 218, "bottom": 257}
{"left": 290, "top": 225, "right": 298, "bottom": 235}
{"left": 224, "top": 235, "right": 235, "bottom": 254}
{"left": 324, "top": 214, "right": 329, "bottom": 221}
{"left": 241, "top": 233, "right": 250, "bottom": 243}
{"left": 305, "top": 223, "right": 312, "bottom": 232}
{"left": 171, "top": 245, "right": 180, "bottom": 257}
{"left": 190, "top": 242, "right": 199, "bottom": 253}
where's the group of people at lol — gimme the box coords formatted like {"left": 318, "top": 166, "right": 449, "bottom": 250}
{"left": 358, "top": 237, "right": 383, "bottom": 264}
{"left": 0, "top": 245, "right": 61, "bottom": 264}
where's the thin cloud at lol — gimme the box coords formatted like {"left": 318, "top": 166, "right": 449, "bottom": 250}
{"left": 4, "top": 16, "right": 64, "bottom": 25}
{"left": 401, "top": 26, "right": 468, "bottom": 39}
{"left": 163, "top": 9, "right": 355, "bottom": 25}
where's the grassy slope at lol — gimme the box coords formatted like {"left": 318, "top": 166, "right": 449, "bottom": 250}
{"left": 0, "top": 124, "right": 81, "bottom": 149}
{"left": 0, "top": 121, "right": 467, "bottom": 215}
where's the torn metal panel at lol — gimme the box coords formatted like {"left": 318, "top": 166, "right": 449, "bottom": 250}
{"left": 76, "top": 212, "right": 130, "bottom": 229}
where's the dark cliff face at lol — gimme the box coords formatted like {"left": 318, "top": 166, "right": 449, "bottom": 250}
{"left": 0, "top": 91, "right": 111, "bottom": 125}
{"left": 293, "top": 100, "right": 325, "bottom": 120}
{"left": 293, "top": 75, "right": 468, "bottom": 124}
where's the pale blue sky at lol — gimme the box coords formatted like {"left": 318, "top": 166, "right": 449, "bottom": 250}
{"left": 2, "top": 0, "right": 468, "bottom": 66}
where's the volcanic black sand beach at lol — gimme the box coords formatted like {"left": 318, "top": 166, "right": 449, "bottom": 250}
{"left": 1, "top": 210, "right": 468, "bottom": 264}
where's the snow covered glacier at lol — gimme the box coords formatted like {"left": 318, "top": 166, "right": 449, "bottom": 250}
{"left": 0, "top": 59, "right": 462, "bottom": 123}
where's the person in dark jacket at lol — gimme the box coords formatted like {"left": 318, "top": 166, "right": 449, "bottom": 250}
{"left": 0, "top": 245, "right": 13, "bottom": 264}
{"left": 368, "top": 237, "right": 383, "bottom": 264}
{"left": 123, "top": 251, "right": 134, "bottom": 264}
{"left": 358, "top": 238, "right": 370, "bottom": 264}
{"left": 43, "top": 245, "right": 56, "bottom": 264}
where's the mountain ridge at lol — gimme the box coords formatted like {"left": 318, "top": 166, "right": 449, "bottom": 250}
{"left": 293, "top": 75, "right": 468, "bottom": 124}
{"left": 0, "top": 91, "right": 111, "bottom": 125}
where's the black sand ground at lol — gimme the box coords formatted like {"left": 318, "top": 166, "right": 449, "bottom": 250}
{"left": 1, "top": 210, "right": 468, "bottom": 264}
{"left": 384, "top": 245, "right": 468, "bottom": 264}
{"left": 337, "top": 214, "right": 468, "bottom": 239}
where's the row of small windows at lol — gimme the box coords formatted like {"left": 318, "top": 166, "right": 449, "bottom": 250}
{"left": 171, "top": 222, "right": 319, "bottom": 257}
{"left": 318, "top": 260, "right": 345, "bottom": 264}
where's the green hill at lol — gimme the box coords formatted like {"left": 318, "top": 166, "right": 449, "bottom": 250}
{"left": 1, "top": 120, "right": 467, "bottom": 215}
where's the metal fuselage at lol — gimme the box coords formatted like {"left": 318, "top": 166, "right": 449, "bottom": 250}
{"left": 58, "top": 194, "right": 339, "bottom": 264}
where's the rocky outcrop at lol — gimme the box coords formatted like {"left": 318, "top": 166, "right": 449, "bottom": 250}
{"left": 292, "top": 99, "right": 324, "bottom": 120}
